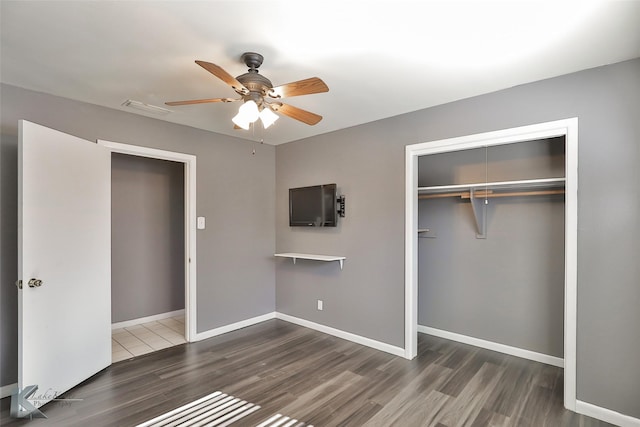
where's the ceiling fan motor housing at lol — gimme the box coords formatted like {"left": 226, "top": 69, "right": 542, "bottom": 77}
{"left": 237, "top": 72, "right": 273, "bottom": 95}
{"left": 237, "top": 53, "right": 273, "bottom": 104}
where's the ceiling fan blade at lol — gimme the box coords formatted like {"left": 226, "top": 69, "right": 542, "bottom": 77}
{"left": 270, "top": 102, "right": 322, "bottom": 125}
{"left": 195, "top": 60, "right": 249, "bottom": 95}
{"left": 165, "top": 97, "right": 240, "bottom": 106}
{"left": 269, "top": 77, "right": 329, "bottom": 98}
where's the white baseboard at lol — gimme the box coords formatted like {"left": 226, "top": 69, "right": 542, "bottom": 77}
{"left": 193, "top": 312, "right": 276, "bottom": 342}
{"left": 418, "top": 325, "right": 564, "bottom": 368}
{"left": 576, "top": 400, "right": 640, "bottom": 427}
{"left": 111, "top": 309, "right": 185, "bottom": 330}
{"left": 0, "top": 382, "right": 17, "bottom": 399}
{"left": 276, "top": 312, "right": 405, "bottom": 358}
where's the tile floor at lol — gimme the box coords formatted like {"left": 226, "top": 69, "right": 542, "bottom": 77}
{"left": 112, "top": 315, "right": 186, "bottom": 362}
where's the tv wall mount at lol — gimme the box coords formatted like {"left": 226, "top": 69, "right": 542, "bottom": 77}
{"left": 337, "top": 195, "right": 346, "bottom": 218}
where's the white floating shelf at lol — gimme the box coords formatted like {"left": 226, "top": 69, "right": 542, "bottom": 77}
{"left": 275, "top": 253, "right": 346, "bottom": 270}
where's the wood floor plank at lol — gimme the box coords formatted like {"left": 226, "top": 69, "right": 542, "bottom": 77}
{"left": 365, "top": 387, "right": 453, "bottom": 426}
{"left": 482, "top": 359, "right": 539, "bottom": 418}
{"left": 435, "top": 362, "right": 504, "bottom": 426}
{"left": 436, "top": 351, "right": 488, "bottom": 398}
{"left": 273, "top": 370, "right": 364, "bottom": 425}
{"left": 362, "top": 362, "right": 452, "bottom": 425}
{"left": 0, "top": 320, "right": 616, "bottom": 427}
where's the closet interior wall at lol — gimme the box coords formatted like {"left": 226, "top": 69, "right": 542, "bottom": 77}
{"left": 417, "top": 137, "right": 566, "bottom": 358}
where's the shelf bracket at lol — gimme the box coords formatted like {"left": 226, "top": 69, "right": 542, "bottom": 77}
{"left": 469, "top": 188, "right": 487, "bottom": 239}
{"left": 290, "top": 256, "right": 343, "bottom": 269}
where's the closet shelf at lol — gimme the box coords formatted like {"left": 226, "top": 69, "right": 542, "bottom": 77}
{"left": 418, "top": 177, "right": 565, "bottom": 238}
{"left": 418, "top": 177, "right": 565, "bottom": 197}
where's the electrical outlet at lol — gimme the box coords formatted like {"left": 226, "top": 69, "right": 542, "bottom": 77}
{"left": 317, "top": 300, "right": 323, "bottom": 311}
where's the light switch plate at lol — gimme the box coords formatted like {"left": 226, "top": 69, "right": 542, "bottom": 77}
{"left": 197, "top": 217, "right": 206, "bottom": 230}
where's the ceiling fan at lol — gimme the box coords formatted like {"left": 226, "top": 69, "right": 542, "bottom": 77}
{"left": 166, "top": 52, "right": 329, "bottom": 129}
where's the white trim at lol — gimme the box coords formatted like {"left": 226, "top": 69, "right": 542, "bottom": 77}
{"left": 111, "top": 309, "right": 185, "bottom": 330}
{"left": 407, "top": 120, "right": 577, "bottom": 156}
{"left": 276, "top": 313, "right": 405, "bottom": 357}
{"left": 192, "top": 312, "right": 277, "bottom": 342}
{"left": 418, "top": 325, "right": 564, "bottom": 368}
{"left": 405, "top": 149, "right": 418, "bottom": 359}
{"left": 193, "top": 312, "right": 404, "bottom": 357}
{"left": 576, "top": 400, "right": 640, "bottom": 427}
{"left": 563, "top": 119, "right": 579, "bottom": 410}
{"left": 0, "top": 383, "right": 18, "bottom": 399}
{"left": 97, "top": 140, "right": 198, "bottom": 343}
{"left": 405, "top": 118, "right": 578, "bottom": 411}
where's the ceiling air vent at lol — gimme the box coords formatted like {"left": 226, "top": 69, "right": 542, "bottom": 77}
{"left": 122, "top": 99, "right": 172, "bottom": 115}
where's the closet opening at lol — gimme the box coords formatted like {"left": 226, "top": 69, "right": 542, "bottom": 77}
{"left": 418, "top": 137, "right": 565, "bottom": 360}
{"left": 405, "top": 118, "right": 578, "bottom": 410}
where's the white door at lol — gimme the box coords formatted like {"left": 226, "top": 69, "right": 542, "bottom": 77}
{"left": 18, "top": 120, "right": 111, "bottom": 409}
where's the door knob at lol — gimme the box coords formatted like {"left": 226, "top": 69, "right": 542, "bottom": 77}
{"left": 15, "top": 280, "right": 22, "bottom": 289}
{"left": 28, "top": 278, "right": 43, "bottom": 288}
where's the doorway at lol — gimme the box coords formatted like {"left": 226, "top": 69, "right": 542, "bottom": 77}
{"left": 110, "top": 153, "right": 186, "bottom": 361}
{"left": 404, "top": 118, "right": 578, "bottom": 411}
{"left": 97, "top": 140, "right": 197, "bottom": 350}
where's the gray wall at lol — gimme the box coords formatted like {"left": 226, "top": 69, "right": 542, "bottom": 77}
{"left": 276, "top": 130, "right": 406, "bottom": 346}
{"left": 275, "top": 58, "right": 640, "bottom": 417}
{"left": 111, "top": 153, "right": 185, "bottom": 323}
{"left": 0, "top": 83, "right": 276, "bottom": 387}
{"left": 418, "top": 139, "right": 566, "bottom": 357}
{"left": 417, "top": 137, "right": 566, "bottom": 185}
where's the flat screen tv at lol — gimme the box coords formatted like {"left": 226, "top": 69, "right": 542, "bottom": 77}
{"left": 289, "top": 184, "right": 337, "bottom": 227}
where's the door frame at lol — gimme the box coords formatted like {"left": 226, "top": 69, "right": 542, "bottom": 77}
{"left": 404, "top": 118, "right": 578, "bottom": 410}
{"left": 97, "top": 140, "right": 197, "bottom": 342}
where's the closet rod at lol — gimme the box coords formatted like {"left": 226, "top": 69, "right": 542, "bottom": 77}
{"left": 418, "top": 189, "right": 565, "bottom": 200}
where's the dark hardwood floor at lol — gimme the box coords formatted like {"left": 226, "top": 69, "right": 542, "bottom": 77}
{"left": 0, "top": 320, "right": 613, "bottom": 426}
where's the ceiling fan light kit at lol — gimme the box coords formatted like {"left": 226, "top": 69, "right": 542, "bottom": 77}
{"left": 258, "top": 107, "right": 279, "bottom": 128}
{"left": 232, "top": 99, "right": 259, "bottom": 130}
{"left": 166, "top": 52, "right": 329, "bottom": 130}
{"left": 231, "top": 98, "right": 280, "bottom": 130}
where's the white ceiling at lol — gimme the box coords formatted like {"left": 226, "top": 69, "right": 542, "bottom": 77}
{"left": 2, "top": 1, "right": 639, "bottom": 145}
